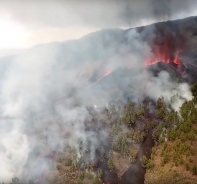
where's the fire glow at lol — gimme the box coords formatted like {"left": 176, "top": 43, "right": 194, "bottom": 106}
{"left": 145, "top": 33, "right": 182, "bottom": 66}
{"left": 103, "top": 69, "right": 112, "bottom": 77}
{"left": 145, "top": 50, "right": 181, "bottom": 66}
{"left": 145, "top": 38, "right": 182, "bottom": 66}
{"left": 92, "top": 35, "right": 185, "bottom": 86}
{"left": 97, "top": 69, "right": 112, "bottom": 82}
{"left": 91, "top": 69, "right": 113, "bottom": 86}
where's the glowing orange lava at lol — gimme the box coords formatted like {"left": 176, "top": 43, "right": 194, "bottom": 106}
{"left": 90, "top": 69, "right": 112, "bottom": 87}
{"left": 145, "top": 50, "right": 181, "bottom": 66}
{"left": 145, "top": 34, "right": 182, "bottom": 66}
{"left": 103, "top": 69, "right": 112, "bottom": 77}
{"left": 173, "top": 51, "right": 181, "bottom": 65}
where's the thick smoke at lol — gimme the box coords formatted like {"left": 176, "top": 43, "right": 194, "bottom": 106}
{"left": 0, "top": 1, "right": 196, "bottom": 182}
{"left": 0, "top": 0, "right": 197, "bottom": 29}
{"left": 146, "top": 71, "right": 193, "bottom": 111}
{"left": 0, "top": 26, "right": 193, "bottom": 181}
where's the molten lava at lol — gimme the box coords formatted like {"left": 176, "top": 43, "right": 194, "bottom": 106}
{"left": 173, "top": 51, "right": 181, "bottom": 65}
{"left": 145, "top": 33, "right": 183, "bottom": 67}
{"left": 103, "top": 69, "right": 112, "bottom": 77}
{"left": 145, "top": 48, "right": 186, "bottom": 76}
{"left": 92, "top": 34, "right": 186, "bottom": 87}
{"left": 145, "top": 44, "right": 181, "bottom": 66}
{"left": 91, "top": 69, "right": 112, "bottom": 87}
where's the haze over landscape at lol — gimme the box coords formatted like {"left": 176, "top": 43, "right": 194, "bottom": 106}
{"left": 0, "top": 1, "right": 197, "bottom": 51}
{"left": 0, "top": 1, "right": 197, "bottom": 184}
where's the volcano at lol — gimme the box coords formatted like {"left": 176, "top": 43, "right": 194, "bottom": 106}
{"left": 1, "top": 16, "right": 197, "bottom": 184}
{"left": 138, "top": 16, "right": 197, "bottom": 82}
{"left": 0, "top": 16, "right": 196, "bottom": 124}
{"left": 90, "top": 16, "right": 197, "bottom": 92}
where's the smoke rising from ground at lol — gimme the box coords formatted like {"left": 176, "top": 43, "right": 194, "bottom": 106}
{"left": 0, "top": 24, "right": 193, "bottom": 181}
{"left": 146, "top": 71, "right": 193, "bottom": 111}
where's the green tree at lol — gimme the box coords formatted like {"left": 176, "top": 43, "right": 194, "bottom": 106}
{"left": 112, "top": 133, "right": 129, "bottom": 156}
{"left": 107, "top": 158, "right": 115, "bottom": 170}
{"left": 192, "top": 165, "right": 197, "bottom": 175}
{"left": 97, "top": 170, "right": 103, "bottom": 178}
{"left": 191, "top": 80, "right": 197, "bottom": 98}
{"left": 92, "top": 177, "right": 102, "bottom": 184}
{"left": 141, "top": 155, "right": 150, "bottom": 168}
{"left": 156, "top": 97, "right": 167, "bottom": 119}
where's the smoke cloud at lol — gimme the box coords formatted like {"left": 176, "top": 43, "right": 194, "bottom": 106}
{"left": 0, "top": 0, "right": 197, "bottom": 29}
{"left": 146, "top": 71, "right": 193, "bottom": 111}
{"left": 0, "top": 26, "right": 193, "bottom": 181}
{"left": 0, "top": 1, "right": 195, "bottom": 182}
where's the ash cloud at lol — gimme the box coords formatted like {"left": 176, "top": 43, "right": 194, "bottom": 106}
{"left": 0, "top": 26, "right": 193, "bottom": 181}
{"left": 0, "top": 0, "right": 197, "bottom": 29}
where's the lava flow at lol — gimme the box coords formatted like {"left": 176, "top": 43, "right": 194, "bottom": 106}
{"left": 91, "top": 69, "right": 112, "bottom": 86}
{"left": 91, "top": 33, "right": 186, "bottom": 87}
{"left": 145, "top": 49, "right": 181, "bottom": 66}
{"left": 145, "top": 48, "right": 188, "bottom": 76}
{"left": 143, "top": 29, "right": 188, "bottom": 76}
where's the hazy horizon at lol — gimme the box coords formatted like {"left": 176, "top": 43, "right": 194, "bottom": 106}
{"left": 0, "top": 0, "right": 197, "bottom": 57}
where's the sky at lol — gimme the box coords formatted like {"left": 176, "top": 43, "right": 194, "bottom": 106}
{"left": 0, "top": 0, "right": 197, "bottom": 55}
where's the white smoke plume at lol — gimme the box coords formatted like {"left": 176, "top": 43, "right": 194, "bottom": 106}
{"left": 146, "top": 71, "right": 193, "bottom": 111}
{"left": 0, "top": 26, "right": 193, "bottom": 181}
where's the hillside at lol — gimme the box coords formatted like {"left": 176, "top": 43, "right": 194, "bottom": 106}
{"left": 1, "top": 16, "right": 197, "bottom": 184}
